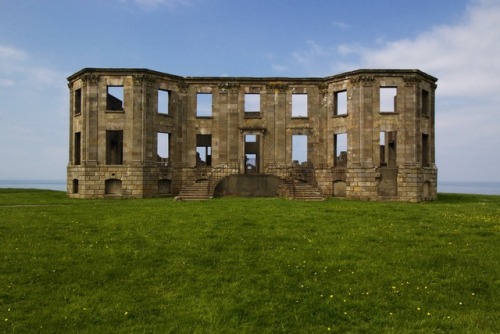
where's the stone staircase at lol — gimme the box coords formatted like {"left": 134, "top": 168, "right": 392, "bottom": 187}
{"left": 292, "top": 180, "right": 324, "bottom": 201}
{"left": 175, "top": 180, "right": 210, "bottom": 201}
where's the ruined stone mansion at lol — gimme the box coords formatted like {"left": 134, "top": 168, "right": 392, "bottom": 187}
{"left": 67, "top": 68, "right": 437, "bottom": 201}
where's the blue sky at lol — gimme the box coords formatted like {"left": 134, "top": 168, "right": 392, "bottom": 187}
{"left": 1, "top": 0, "right": 499, "bottom": 182}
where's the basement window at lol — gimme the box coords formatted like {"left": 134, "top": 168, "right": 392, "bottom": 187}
{"left": 106, "top": 130, "right": 123, "bottom": 165}
{"left": 334, "top": 133, "right": 347, "bottom": 167}
{"left": 380, "top": 87, "right": 397, "bottom": 113}
{"left": 380, "top": 131, "right": 397, "bottom": 167}
{"left": 244, "top": 93, "right": 260, "bottom": 118}
{"left": 196, "top": 134, "right": 212, "bottom": 166}
{"left": 334, "top": 90, "right": 347, "bottom": 116}
{"left": 157, "top": 132, "right": 170, "bottom": 166}
{"left": 292, "top": 94, "right": 308, "bottom": 117}
{"left": 107, "top": 86, "right": 124, "bottom": 111}
{"left": 105, "top": 179, "right": 122, "bottom": 195}
{"left": 158, "top": 89, "right": 170, "bottom": 115}
{"left": 74, "top": 88, "right": 82, "bottom": 115}
{"left": 292, "top": 134, "right": 308, "bottom": 166}
{"left": 197, "top": 93, "right": 212, "bottom": 117}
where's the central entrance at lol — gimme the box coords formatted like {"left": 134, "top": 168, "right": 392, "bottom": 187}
{"left": 244, "top": 134, "right": 260, "bottom": 174}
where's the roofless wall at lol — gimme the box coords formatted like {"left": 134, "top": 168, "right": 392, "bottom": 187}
{"left": 67, "top": 68, "right": 437, "bottom": 202}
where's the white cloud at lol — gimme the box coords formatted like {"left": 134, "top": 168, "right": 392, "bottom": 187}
{"left": 291, "top": 40, "right": 337, "bottom": 75}
{"left": 0, "top": 44, "right": 63, "bottom": 88}
{"left": 285, "top": 0, "right": 500, "bottom": 181}
{"left": 331, "top": 21, "right": 351, "bottom": 30}
{"left": 0, "top": 45, "right": 27, "bottom": 61}
{"left": 358, "top": 0, "right": 500, "bottom": 99}
{"left": 0, "top": 44, "right": 68, "bottom": 180}
{"left": 0, "top": 78, "right": 15, "bottom": 88}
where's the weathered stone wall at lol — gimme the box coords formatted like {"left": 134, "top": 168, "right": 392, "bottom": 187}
{"left": 67, "top": 68, "right": 437, "bottom": 201}
{"left": 214, "top": 175, "right": 280, "bottom": 197}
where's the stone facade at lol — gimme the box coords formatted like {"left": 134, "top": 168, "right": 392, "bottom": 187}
{"left": 67, "top": 68, "right": 437, "bottom": 201}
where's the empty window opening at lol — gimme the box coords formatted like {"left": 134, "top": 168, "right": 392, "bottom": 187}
{"left": 244, "top": 93, "right": 261, "bottom": 118}
{"left": 245, "top": 94, "right": 260, "bottom": 111}
{"left": 245, "top": 134, "right": 260, "bottom": 173}
{"left": 197, "top": 93, "right": 212, "bottom": 117}
{"left": 196, "top": 134, "right": 212, "bottom": 166}
{"left": 334, "top": 133, "right": 347, "bottom": 167}
{"left": 245, "top": 154, "right": 257, "bottom": 172}
{"left": 334, "top": 90, "right": 347, "bottom": 116}
{"left": 422, "top": 89, "right": 430, "bottom": 117}
{"left": 74, "top": 132, "right": 81, "bottom": 165}
{"left": 292, "top": 135, "right": 308, "bottom": 166}
{"left": 107, "top": 86, "right": 124, "bottom": 111}
{"left": 422, "top": 134, "right": 430, "bottom": 167}
{"left": 72, "top": 179, "right": 79, "bottom": 194}
{"left": 380, "top": 87, "right": 397, "bottom": 112}
{"left": 292, "top": 94, "right": 308, "bottom": 117}
{"left": 245, "top": 134, "right": 257, "bottom": 142}
{"left": 380, "top": 131, "right": 397, "bottom": 167}
{"left": 74, "top": 88, "right": 82, "bottom": 115}
{"left": 105, "top": 179, "right": 122, "bottom": 195}
{"left": 157, "top": 132, "right": 170, "bottom": 166}
{"left": 106, "top": 130, "right": 123, "bottom": 165}
{"left": 158, "top": 89, "right": 170, "bottom": 115}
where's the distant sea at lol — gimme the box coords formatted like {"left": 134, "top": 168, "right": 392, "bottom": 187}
{"left": 438, "top": 181, "right": 500, "bottom": 195}
{"left": 0, "top": 180, "right": 67, "bottom": 192}
{"left": 1, "top": 179, "right": 499, "bottom": 196}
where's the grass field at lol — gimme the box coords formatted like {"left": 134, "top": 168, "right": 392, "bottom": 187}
{"left": 0, "top": 189, "right": 499, "bottom": 333}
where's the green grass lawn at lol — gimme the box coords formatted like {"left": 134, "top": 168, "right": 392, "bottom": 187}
{"left": 0, "top": 189, "right": 499, "bottom": 333}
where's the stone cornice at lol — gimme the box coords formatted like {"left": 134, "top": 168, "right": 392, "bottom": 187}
{"left": 266, "top": 82, "right": 288, "bottom": 93}
{"left": 350, "top": 75, "right": 375, "bottom": 87}
{"left": 218, "top": 82, "right": 239, "bottom": 93}
{"left": 83, "top": 74, "right": 99, "bottom": 86}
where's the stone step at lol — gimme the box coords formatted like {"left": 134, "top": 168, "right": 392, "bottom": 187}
{"left": 176, "top": 180, "right": 210, "bottom": 201}
{"left": 293, "top": 181, "right": 324, "bottom": 201}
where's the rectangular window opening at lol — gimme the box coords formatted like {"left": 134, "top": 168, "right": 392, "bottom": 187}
{"left": 158, "top": 89, "right": 170, "bottom": 115}
{"left": 334, "top": 90, "right": 347, "bottom": 116}
{"left": 107, "top": 86, "right": 124, "bottom": 111}
{"left": 245, "top": 134, "right": 257, "bottom": 142}
{"left": 380, "top": 131, "right": 397, "bottom": 167}
{"left": 244, "top": 93, "right": 261, "bottom": 118}
{"left": 196, "top": 134, "right": 212, "bottom": 166}
{"left": 292, "top": 134, "right": 308, "bottom": 166}
{"left": 74, "top": 132, "right": 81, "bottom": 165}
{"left": 380, "top": 87, "right": 397, "bottom": 112}
{"left": 196, "top": 93, "right": 212, "bottom": 117}
{"left": 334, "top": 133, "right": 347, "bottom": 167}
{"left": 422, "top": 89, "right": 430, "bottom": 117}
{"left": 292, "top": 94, "right": 308, "bottom": 117}
{"left": 157, "top": 132, "right": 170, "bottom": 166}
{"left": 422, "top": 134, "right": 430, "bottom": 167}
{"left": 244, "top": 94, "right": 260, "bottom": 111}
{"left": 106, "top": 130, "right": 123, "bottom": 165}
{"left": 74, "top": 88, "right": 82, "bottom": 115}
